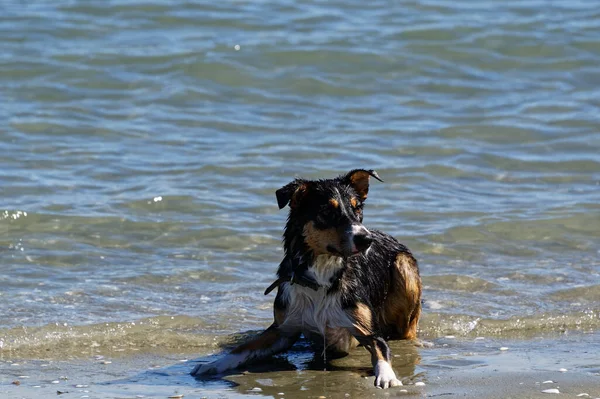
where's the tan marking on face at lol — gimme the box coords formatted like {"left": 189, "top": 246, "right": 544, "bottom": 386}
{"left": 329, "top": 198, "right": 339, "bottom": 208}
{"left": 350, "top": 197, "right": 358, "bottom": 208}
{"left": 303, "top": 221, "right": 340, "bottom": 255}
{"left": 351, "top": 303, "right": 373, "bottom": 336}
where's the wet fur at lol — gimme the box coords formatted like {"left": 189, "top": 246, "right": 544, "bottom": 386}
{"left": 192, "top": 170, "right": 422, "bottom": 389}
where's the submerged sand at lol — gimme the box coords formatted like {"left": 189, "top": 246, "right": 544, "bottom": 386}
{"left": 1, "top": 333, "right": 598, "bottom": 399}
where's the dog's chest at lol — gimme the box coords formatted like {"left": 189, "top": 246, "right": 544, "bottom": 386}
{"left": 308, "top": 255, "right": 345, "bottom": 287}
{"left": 280, "top": 255, "right": 351, "bottom": 335}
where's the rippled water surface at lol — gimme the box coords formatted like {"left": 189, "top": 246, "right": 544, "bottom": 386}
{"left": 1, "top": 0, "right": 599, "bottom": 363}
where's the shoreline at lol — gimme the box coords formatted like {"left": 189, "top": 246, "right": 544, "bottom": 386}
{"left": 1, "top": 310, "right": 598, "bottom": 360}
{"left": 1, "top": 333, "right": 598, "bottom": 399}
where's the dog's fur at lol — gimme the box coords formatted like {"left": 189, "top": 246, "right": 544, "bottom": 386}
{"left": 191, "top": 169, "right": 421, "bottom": 389}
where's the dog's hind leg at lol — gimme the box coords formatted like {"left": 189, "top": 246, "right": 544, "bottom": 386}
{"left": 191, "top": 324, "right": 299, "bottom": 376}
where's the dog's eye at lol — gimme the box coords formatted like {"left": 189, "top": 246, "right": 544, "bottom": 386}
{"left": 314, "top": 206, "right": 331, "bottom": 226}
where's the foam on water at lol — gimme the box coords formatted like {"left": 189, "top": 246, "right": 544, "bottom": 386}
{"left": 0, "top": 310, "right": 598, "bottom": 360}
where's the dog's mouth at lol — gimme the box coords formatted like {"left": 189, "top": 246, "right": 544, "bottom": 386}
{"left": 326, "top": 245, "right": 342, "bottom": 256}
{"left": 326, "top": 245, "right": 363, "bottom": 258}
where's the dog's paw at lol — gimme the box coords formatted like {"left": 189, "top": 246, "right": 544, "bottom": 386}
{"left": 374, "top": 360, "right": 402, "bottom": 389}
{"left": 190, "top": 361, "right": 219, "bottom": 376}
{"left": 190, "top": 353, "right": 247, "bottom": 377}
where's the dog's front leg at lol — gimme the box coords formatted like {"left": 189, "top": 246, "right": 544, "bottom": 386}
{"left": 347, "top": 305, "right": 402, "bottom": 389}
{"left": 356, "top": 335, "right": 402, "bottom": 388}
{"left": 191, "top": 324, "right": 300, "bottom": 376}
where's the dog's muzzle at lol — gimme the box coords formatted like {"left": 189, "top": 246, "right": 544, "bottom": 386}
{"left": 353, "top": 230, "right": 373, "bottom": 253}
{"left": 341, "top": 223, "right": 372, "bottom": 256}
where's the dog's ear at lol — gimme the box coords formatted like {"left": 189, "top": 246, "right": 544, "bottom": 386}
{"left": 276, "top": 180, "right": 310, "bottom": 209}
{"left": 343, "top": 169, "right": 383, "bottom": 201}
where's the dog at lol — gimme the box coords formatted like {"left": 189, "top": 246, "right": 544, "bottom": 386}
{"left": 191, "top": 169, "right": 422, "bottom": 389}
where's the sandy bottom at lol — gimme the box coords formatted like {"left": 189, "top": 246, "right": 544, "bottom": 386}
{"left": 1, "top": 334, "right": 598, "bottom": 399}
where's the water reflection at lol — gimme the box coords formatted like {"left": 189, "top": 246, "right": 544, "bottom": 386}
{"left": 194, "top": 337, "right": 422, "bottom": 397}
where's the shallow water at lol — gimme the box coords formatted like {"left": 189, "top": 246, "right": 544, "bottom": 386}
{"left": 2, "top": 334, "right": 599, "bottom": 398}
{"left": 1, "top": 0, "right": 599, "bottom": 393}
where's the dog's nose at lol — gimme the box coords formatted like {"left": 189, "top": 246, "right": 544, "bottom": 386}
{"left": 353, "top": 232, "right": 373, "bottom": 252}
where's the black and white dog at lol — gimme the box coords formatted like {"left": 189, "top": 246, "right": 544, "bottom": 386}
{"left": 192, "top": 169, "right": 421, "bottom": 389}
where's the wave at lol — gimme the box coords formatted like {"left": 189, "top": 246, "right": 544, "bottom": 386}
{"left": 1, "top": 310, "right": 597, "bottom": 360}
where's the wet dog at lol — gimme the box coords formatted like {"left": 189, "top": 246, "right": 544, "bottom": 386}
{"left": 191, "top": 169, "right": 421, "bottom": 389}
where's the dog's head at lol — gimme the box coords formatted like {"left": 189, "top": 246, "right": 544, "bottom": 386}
{"left": 276, "top": 169, "right": 383, "bottom": 258}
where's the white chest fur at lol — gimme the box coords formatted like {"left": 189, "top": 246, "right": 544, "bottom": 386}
{"left": 309, "top": 255, "right": 344, "bottom": 287}
{"left": 279, "top": 255, "right": 352, "bottom": 336}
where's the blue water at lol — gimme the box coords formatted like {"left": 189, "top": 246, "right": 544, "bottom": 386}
{"left": 0, "top": 0, "right": 599, "bottom": 358}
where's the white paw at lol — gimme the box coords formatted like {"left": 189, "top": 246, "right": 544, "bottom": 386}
{"left": 190, "top": 361, "right": 218, "bottom": 376}
{"left": 374, "top": 360, "right": 402, "bottom": 389}
{"left": 190, "top": 353, "right": 247, "bottom": 376}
